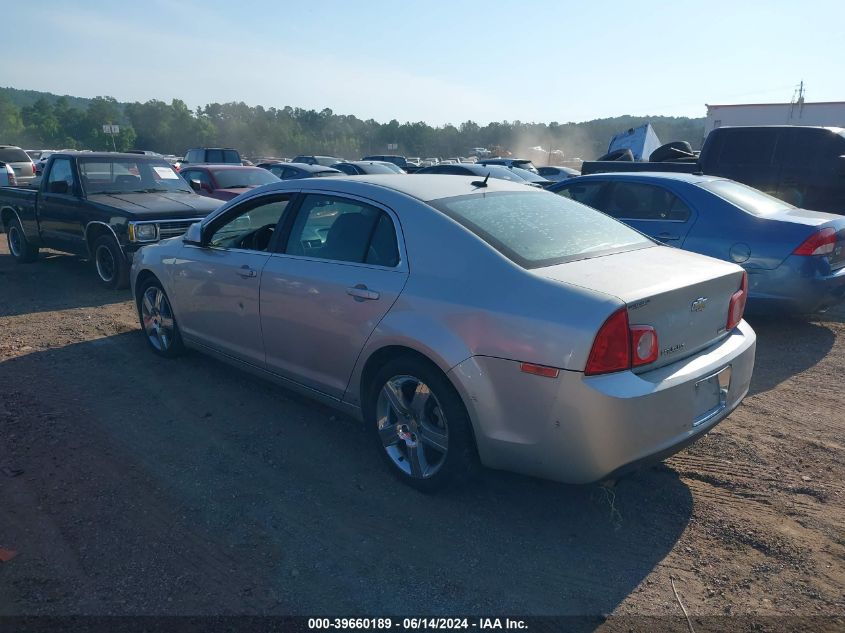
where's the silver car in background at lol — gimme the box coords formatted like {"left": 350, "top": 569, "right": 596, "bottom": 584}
{"left": 0, "top": 145, "right": 37, "bottom": 185}
{"left": 131, "top": 176, "right": 756, "bottom": 490}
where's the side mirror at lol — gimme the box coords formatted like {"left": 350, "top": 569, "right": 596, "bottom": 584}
{"left": 48, "top": 180, "right": 69, "bottom": 194}
{"left": 182, "top": 222, "right": 203, "bottom": 247}
{"left": 189, "top": 179, "right": 201, "bottom": 192}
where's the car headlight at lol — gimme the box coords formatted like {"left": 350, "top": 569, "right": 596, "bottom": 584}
{"left": 129, "top": 223, "right": 158, "bottom": 242}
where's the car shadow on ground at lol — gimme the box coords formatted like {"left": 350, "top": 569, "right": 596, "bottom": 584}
{"left": 0, "top": 251, "right": 130, "bottom": 317}
{"left": 0, "top": 332, "right": 693, "bottom": 620}
{"left": 744, "top": 314, "right": 837, "bottom": 396}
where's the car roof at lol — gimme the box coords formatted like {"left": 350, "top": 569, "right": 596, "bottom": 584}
{"left": 566, "top": 171, "right": 722, "bottom": 184}
{"left": 244, "top": 174, "right": 533, "bottom": 203}
{"left": 51, "top": 151, "right": 171, "bottom": 160}
{"left": 286, "top": 162, "right": 341, "bottom": 172}
{"left": 189, "top": 164, "right": 259, "bottom": 170}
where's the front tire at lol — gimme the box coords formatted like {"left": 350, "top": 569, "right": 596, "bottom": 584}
{"left": 7, "top": 217, "right": 39, "bottom": 263}
{"left": 93, "top": 235, "right": 129, "bottom": 289}
{"left": 365, "top": 356, "right": 477, "bottom": 492}
{"left": 137, "top": 278, "right": 184, "bottom": 358}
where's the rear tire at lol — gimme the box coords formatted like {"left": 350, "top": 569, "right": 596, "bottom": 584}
{"left": 364, "top": 355, "right": 477, "bottom": 492}
{"left": 93, "top": 234, "right": 129, "bottom": 290}
{"left": 6, "top": 217, "right": 39, "bottom": 263}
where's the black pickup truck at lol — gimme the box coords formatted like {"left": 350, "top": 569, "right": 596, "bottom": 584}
{"left": 0, "top": 152, "right": 221, "bottom": 288}
{"left": 581, "top": 126, "right": 845, "bottom": 214}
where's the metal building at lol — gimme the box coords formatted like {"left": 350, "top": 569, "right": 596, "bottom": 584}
{"left": 704, "top": 100, "right": 845, "bottom": 135}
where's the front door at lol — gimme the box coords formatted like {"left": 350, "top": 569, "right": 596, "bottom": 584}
{"left": 38, "top": 157, "right": 87, "bottom": 251}
{"left": 260, "top": 193, "right": 409, "bottom": 399}
{"left": 171, "top": 193, "right": 293, "bottom": 367}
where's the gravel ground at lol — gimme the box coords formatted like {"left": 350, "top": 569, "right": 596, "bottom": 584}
{"left": 0, "top": 242, "right": 843, "bottom": 629}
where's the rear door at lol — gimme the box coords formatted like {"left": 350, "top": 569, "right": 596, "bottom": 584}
{"left": 171, "top": 193, "right": 293, "bottom": 366}
{"left": 775, "top": 128, "right": 845, "bottom": 213}
{"left": 703, "top": 128, "right": 780, "bottom": 196}
{"left": 601, "top": 180, "right": 696, "bottom": 245}
{"left": 260, "top": 193, "right": 408, "bottom": 399}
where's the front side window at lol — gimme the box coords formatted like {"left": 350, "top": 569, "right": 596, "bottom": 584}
{"left": 47, "top": 158, "right": 76, "bottom": 192}
{"left": 555, "top": 181, "right": 609, "bottom": 207}
{"left": 207, "top": 196, "right": 291, "bottom": 251}
{"left": 285, "top": 194, "right": 399, "bottom": 266}
{"left": 430, "top": 190, "right": 652, "bottom": 269}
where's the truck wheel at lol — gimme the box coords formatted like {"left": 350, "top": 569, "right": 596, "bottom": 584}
{"left": 364, "top": 355, "right": 478, "bottom": 492}
{"left": 93, "top": 235, "right": 129, "bottom": 290}
{"left": 137, "top": 278, "right": 184, "bottom": 358}
{"left": 7, "top": 217, "right": 39, "bottom": 263}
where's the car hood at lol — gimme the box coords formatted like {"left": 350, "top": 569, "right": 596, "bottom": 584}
{"left": 87, "top": 191, "right": 222, "bottom": 218}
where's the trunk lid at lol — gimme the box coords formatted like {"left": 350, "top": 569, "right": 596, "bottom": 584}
{"left": 534, "top": 246, "right": 745, "bottom": 371}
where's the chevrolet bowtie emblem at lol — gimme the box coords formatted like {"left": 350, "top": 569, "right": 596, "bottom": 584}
{"left": 691, "top": 297, "right": 708, "bottom": 312}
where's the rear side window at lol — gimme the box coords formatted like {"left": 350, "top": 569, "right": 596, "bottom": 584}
{"left": 0, "top": 148, "right": 30, "bottom": 163}
{"left": 431, "top": 191, "right": 652, "bottom": 268}
{"left": 603, "top": 182, "right": 691, "bottom": 221}
{"left": 205, "top": 149, "right": 240, "bottom": 163}
{"left": 711, "top": 129, "right": 778, "bottom": 166}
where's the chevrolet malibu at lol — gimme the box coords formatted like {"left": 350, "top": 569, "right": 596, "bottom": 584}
{"left": 130, "top": 176, "right": 756, "bottom": 491}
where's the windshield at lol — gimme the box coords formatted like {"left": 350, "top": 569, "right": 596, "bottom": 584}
{"left": 211, "top": 168, "right": 279, "bottom": 189}
{"left": 430, "top": 190, "right": 652, "bottom": 268}
{"left": 699, "top": 179, "right": 794, "bottom": 215}
{"left": 79, "top": 158, "right": 192, "bottom": 194}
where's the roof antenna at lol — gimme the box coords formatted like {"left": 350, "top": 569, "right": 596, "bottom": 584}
{"left": 471, "top": 172, "right": 490, "bottom": 188}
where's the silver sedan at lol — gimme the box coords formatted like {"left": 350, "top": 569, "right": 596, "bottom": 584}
{"left": 130, "top": 175, "right": 756, "bottom": 491}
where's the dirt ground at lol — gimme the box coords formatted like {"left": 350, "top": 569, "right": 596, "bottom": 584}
{"left": 0, "top": 241, "right": 843, "bottom": 629}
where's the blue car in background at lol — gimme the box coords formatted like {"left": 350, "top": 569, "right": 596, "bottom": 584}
{"left": 549, "top": 172, "right": 845, "bottom": 314}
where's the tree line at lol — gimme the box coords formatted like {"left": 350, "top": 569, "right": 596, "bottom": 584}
{"left": 0, "top": 88, "right": 705, "bottom": 161}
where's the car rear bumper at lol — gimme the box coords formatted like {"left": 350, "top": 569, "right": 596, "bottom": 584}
{"left": 748, "top": 257, "right": 845, "bottom": 314}
{"left": 448, "top": 320, "right": 756, "bottom": 484}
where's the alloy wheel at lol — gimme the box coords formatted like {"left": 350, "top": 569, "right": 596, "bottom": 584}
{"left": 376, "top": 375, "right": 449, "bottom": 479}
{"left": 141, "top": 286, "right": 176, "bottom": 352}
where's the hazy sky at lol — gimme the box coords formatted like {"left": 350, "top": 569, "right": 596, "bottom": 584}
{"left": 4, "top": 0, "right": 843, "bottom": 125}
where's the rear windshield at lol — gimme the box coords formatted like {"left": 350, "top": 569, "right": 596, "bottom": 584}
{"left": 79, "top": 158, "right": 192, "bottom": 194}
{"left": 430, "top": 190, "right": 652, "bottom": 268}
{"left": 206, "top": 149, "right": 241, "bottom": 163}
{"left": 0, "top": 148, "right": 31, "bottom": 163}
{"left": 699, "top": 179, "right": 794, "bottom": 216}
{"left": 211, "top": 168, "right": 279, "bottom": 189}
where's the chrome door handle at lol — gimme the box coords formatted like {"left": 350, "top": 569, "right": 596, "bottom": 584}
{"left": 656, "top": 232, "right": 679, "bottom": 241}
{"left": 346, "top": 285, "right": 380, "bottom": 301}
{"left": 237, "top": 265, "right": 257, "bottom": 278}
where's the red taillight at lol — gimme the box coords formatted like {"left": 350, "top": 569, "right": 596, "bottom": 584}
{"left": 793, "top": 227, "right": 837, "bottom": 256}
{"left": 585, "top": 308, "right": 632, "bottom": 375}
{"left": 726, "top": 271, "right": 748, "bottom": 331}
{"left": 31, "top": 162, "right": 36, "bottom": 175}
{"left": 630, "top": 325, "right": 658, "bottom": 366}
